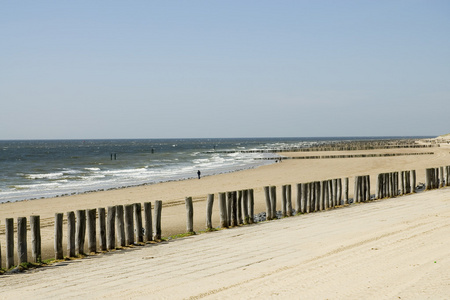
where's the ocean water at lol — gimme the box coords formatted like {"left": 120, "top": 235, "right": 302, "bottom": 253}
{"left": 0, "top": 137, "right": 428, "bottom": 203}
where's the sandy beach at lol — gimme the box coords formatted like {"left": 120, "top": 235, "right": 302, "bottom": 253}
{"left": 0, "top": 138, "right": 450, "bottom": 298}
{"left": 1, "top": 139, "right": 450, "bottom": 260}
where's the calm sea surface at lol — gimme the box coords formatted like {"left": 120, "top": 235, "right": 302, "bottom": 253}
{"left": 0, "top": 137, "right": 429, "bottom": 203}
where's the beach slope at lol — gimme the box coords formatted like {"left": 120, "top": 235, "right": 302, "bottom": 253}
{"left": 1, "top": 187, "right": 450, "bottom": 299}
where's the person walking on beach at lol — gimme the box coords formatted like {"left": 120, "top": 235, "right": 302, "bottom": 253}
{"left": 197, "top": 170, "right": 201, "bottom": 179}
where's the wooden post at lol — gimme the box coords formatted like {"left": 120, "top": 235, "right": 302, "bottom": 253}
{"left": 232, "top": 191, "right": 238, "bottom": 226}
{"left": 237, "top": 190, "right": 243, "bottom": 225}
{"left": 337, "top": 179, "right": 342, "bottom": 206}
{"left": 332, "top": 179, "right": 338, "bottom": 206}
{"left": 226, "top": 191, "right": 233, "bottom": 225}
{"left": 143, "top": 202, "right": 153, "bottom": 242}
{"left": 434, "top": 168, "right": 439, "bottom": 189}
{"left": 281, "top": 185, "right": 287, "bottom": 217}
{"left": 153, "top": 200, "right": 162, "bottom": 240}
{"left": 98, "top": 207, "right": 107, "bottom": 251}
{"left": 30, "top": 215, "right": 41, "bottom": 263}
{"left": 264, "top": 186, "right": 272, "bottom": 220}
{"left": 67, "top": 211, "right": 75, "bottom": 257}
{"left": 440, "top": 167, "right": 444, "bottom": 188}
{"left": 134, "top": 203, "right": 143, "bottom": 243}
{"left": 248, "top": 189, "right": 254, "bottom": 223}
{"left": 75, "top": 210, "right": 86, "bottom": 256}
{"left": 365, "top": 175, "right": 371, "bottom": 201}
{"left": 376, "top": 174, "right": 381, "bottom": 199}
{"left": 6, "top": 218, "right": 14, "bottom": 269}
{"left": 270, "top": 186, "right": 277, "bottom": 219}
{"left": 219, "top": 192, "right": 228, "bottom": 228}
{"left": 310, "top": 182, "right": 316, "bottom": 212}
{"left": 327, "top": 180, "right": 333, "bottom": 207}
{"left": 86, "top": 209, "right": 96, "bottom": 253}
{"left": 55, "top": 213, "right": 64, "bottom": 259}
{"left": 124, "top": 204, "right": 134, "bottom": 245}
{"left": 115, "top": 205, "right": 125, "bottom": 247}
{"left": 206, "top": 194, "right": 214, "bottom": 230}
{"left": 185, "top": 197, "right": 194, "bottom": 233}
{"left": 106, "top": 206, "right": 116, "bottom": 250}
{"left": 286, "top": 184, "right": 292, "bottom": 216}
{"left": 301, "top": 183, "right": 307, "bottom": 213}
{"left": 425, "top": 168, "right": 431, "bottom": 190}
{"left": 305, "top": 183, "right": 311, "bottom": 213}
{"left": 354, "top": 176, "right": 359, "bottom": 203}
{"left": 344, "top": 177, "right": 349, "bottom": 205}
{"left": 17, "top": 217, "right": 27, "bottom": 264}
{"left": 242, "top": 190, "right": 249, "bottom": 224}
{"left": 296, "top": 183, "right": 302, "bottom": 214}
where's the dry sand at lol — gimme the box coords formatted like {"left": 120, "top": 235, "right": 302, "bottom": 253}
{"left": 0, "top": 139, "right": 450, "bottom": 298}
{"left": 1, "top": 186, "right": 450, "bottom": 299}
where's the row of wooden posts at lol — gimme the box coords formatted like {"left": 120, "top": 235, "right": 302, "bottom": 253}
{"left": 1, "top": 201, "right": 163, "bottom": 270}
{"left": 2, "top": 165, "right": 450, "bottom": 271}
{"left": 426, "top": 166, "right": 450, "bottom": 189}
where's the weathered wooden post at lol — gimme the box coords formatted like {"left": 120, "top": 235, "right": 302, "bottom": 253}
{"left": 230, "top": 191, "right": 237, "bottom": 226}
{"left": 206, "top": 194, "right": 214, "bottom": 230}
{"left": 411, "top": 170, "right": 416, "bottom": 193}
{"left": 55, "top": 213, "right": 64, "bottom": 259}
{"left": 143, "top": 202, "right": 152, "bottom": 242}
{"left": 237, "top": 191, "right": 243, "bottom": 225}
{"left": 322, "top": 181, "right": 328, "bottom": 209}
{"left": 264, "top": 186, "right": 272, "bottom": 220}
{"left": 17, "top": 217, "right": 27, "bottom": 264}
{"left": 332, "top": 179, "right": 338, "bottom": 206}
{"left": 434, "top": 168, "right": 439, "bottom": 189}
{"left": 281, "top": 185, "right": 287, "bottom": 217}
{"left": 6, "top": 218, "right": 14, "bottom": 269}
{"left": 305, "top": 183, "right": 311, "bottom": 213}
{"left": 248, "top": 189, "right": 254, "bottom": 223}
{"left": 296, "top": 184, "right": 302, "bottom": 214}
{"left": 153, "top": 200, "right": 162, "bottom": 240}
{"left": 86, "top": 209, "right": 97, "bottom": 253}
{"left": 30, "top": 215, "right": 41, "bottom": 263}
{"left": 425, "top": 168, "right": 431, "bottom": 190}
{"left": 286, "top": 184, "right": 292, "bottom": 216}
{"left": 301, "top": 183, "right": 307, "bottom": 213}
{"left": 67, "top": 211, "right": 75, "bottom": 257}
{"left": 219, "top": 192, "right": 228, "bottom": 228}
{"left": 75, "top": 210, "right": 86, "bottom": 256}
{"left": 270, "top": 186, "right": 277, "bottom": 219}
{"left": 327, "top": 180, "right": 333, "bottom": 207}
{"left": 106, "top": 206, "right": 116, "bottom": 250}
{"left": 344, "top": 177, "right": 349, "bottom": 205}
{"left": 242, "top": 190, "right": 249, "bottom": 224}
{"left": 226, "top": 191, "right": 233, "bottom": 225}
{"left": 354, "top": 176, "right": 359, "bottom": 203}
{"left": 337, "top": 178, "right": 342, "bottom": 206}
{"left": 115, "top": 205, "right": 125, "bottom": 247}
{"left": 124, "top": 204, "right": 134, "bottom": 245}
{"left": 440, "top": 167, "right": 444, "bottom": 188}
{"left": 185, "top": 197, "right": 194, "bottom": 233}
{"left": 133, "top": 203, "right": 143, "bottom": 243}
{"left": 98, "top": 207, "right": 107, "bottom": 251}
{"left": 365, "top": 175, "right": 371, "bottom": 201}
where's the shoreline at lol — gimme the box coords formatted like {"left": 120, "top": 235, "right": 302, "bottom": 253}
{"left": 1, "top": 138, "right": 449, "bottom": 262}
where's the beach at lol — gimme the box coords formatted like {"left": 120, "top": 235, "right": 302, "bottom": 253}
{"left": 0, "top": 139, "right": 449, "bottom": 260}
{"left": 0, "top": 138, "right": 450, "bottom": 298}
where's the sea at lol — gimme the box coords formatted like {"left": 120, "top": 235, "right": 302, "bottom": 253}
{"left": 0, "top": 137, "right": 431, "bottom": 204}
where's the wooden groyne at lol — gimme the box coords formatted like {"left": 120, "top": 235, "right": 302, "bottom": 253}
{"left": 1, "top": 164, "right": 449, "bottom": 272}
{"left": 205, "top": 139, "right": 437, "bottom": 155}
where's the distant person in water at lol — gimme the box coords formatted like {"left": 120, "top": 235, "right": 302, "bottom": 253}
{"left": 197, "top": 170, "right": 201, "bottom": 179}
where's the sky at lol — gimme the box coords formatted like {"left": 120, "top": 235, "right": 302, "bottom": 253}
{"left": 1, "top": 1, "right": 449, "bottom": 139}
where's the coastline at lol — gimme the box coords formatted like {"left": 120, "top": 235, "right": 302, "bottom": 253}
{"left": 1, "top": 138, "right": 449, "bottom": 262}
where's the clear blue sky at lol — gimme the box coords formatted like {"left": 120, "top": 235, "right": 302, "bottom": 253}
{"left": 1, "top": 1, "right": 449, "bottom": 139}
